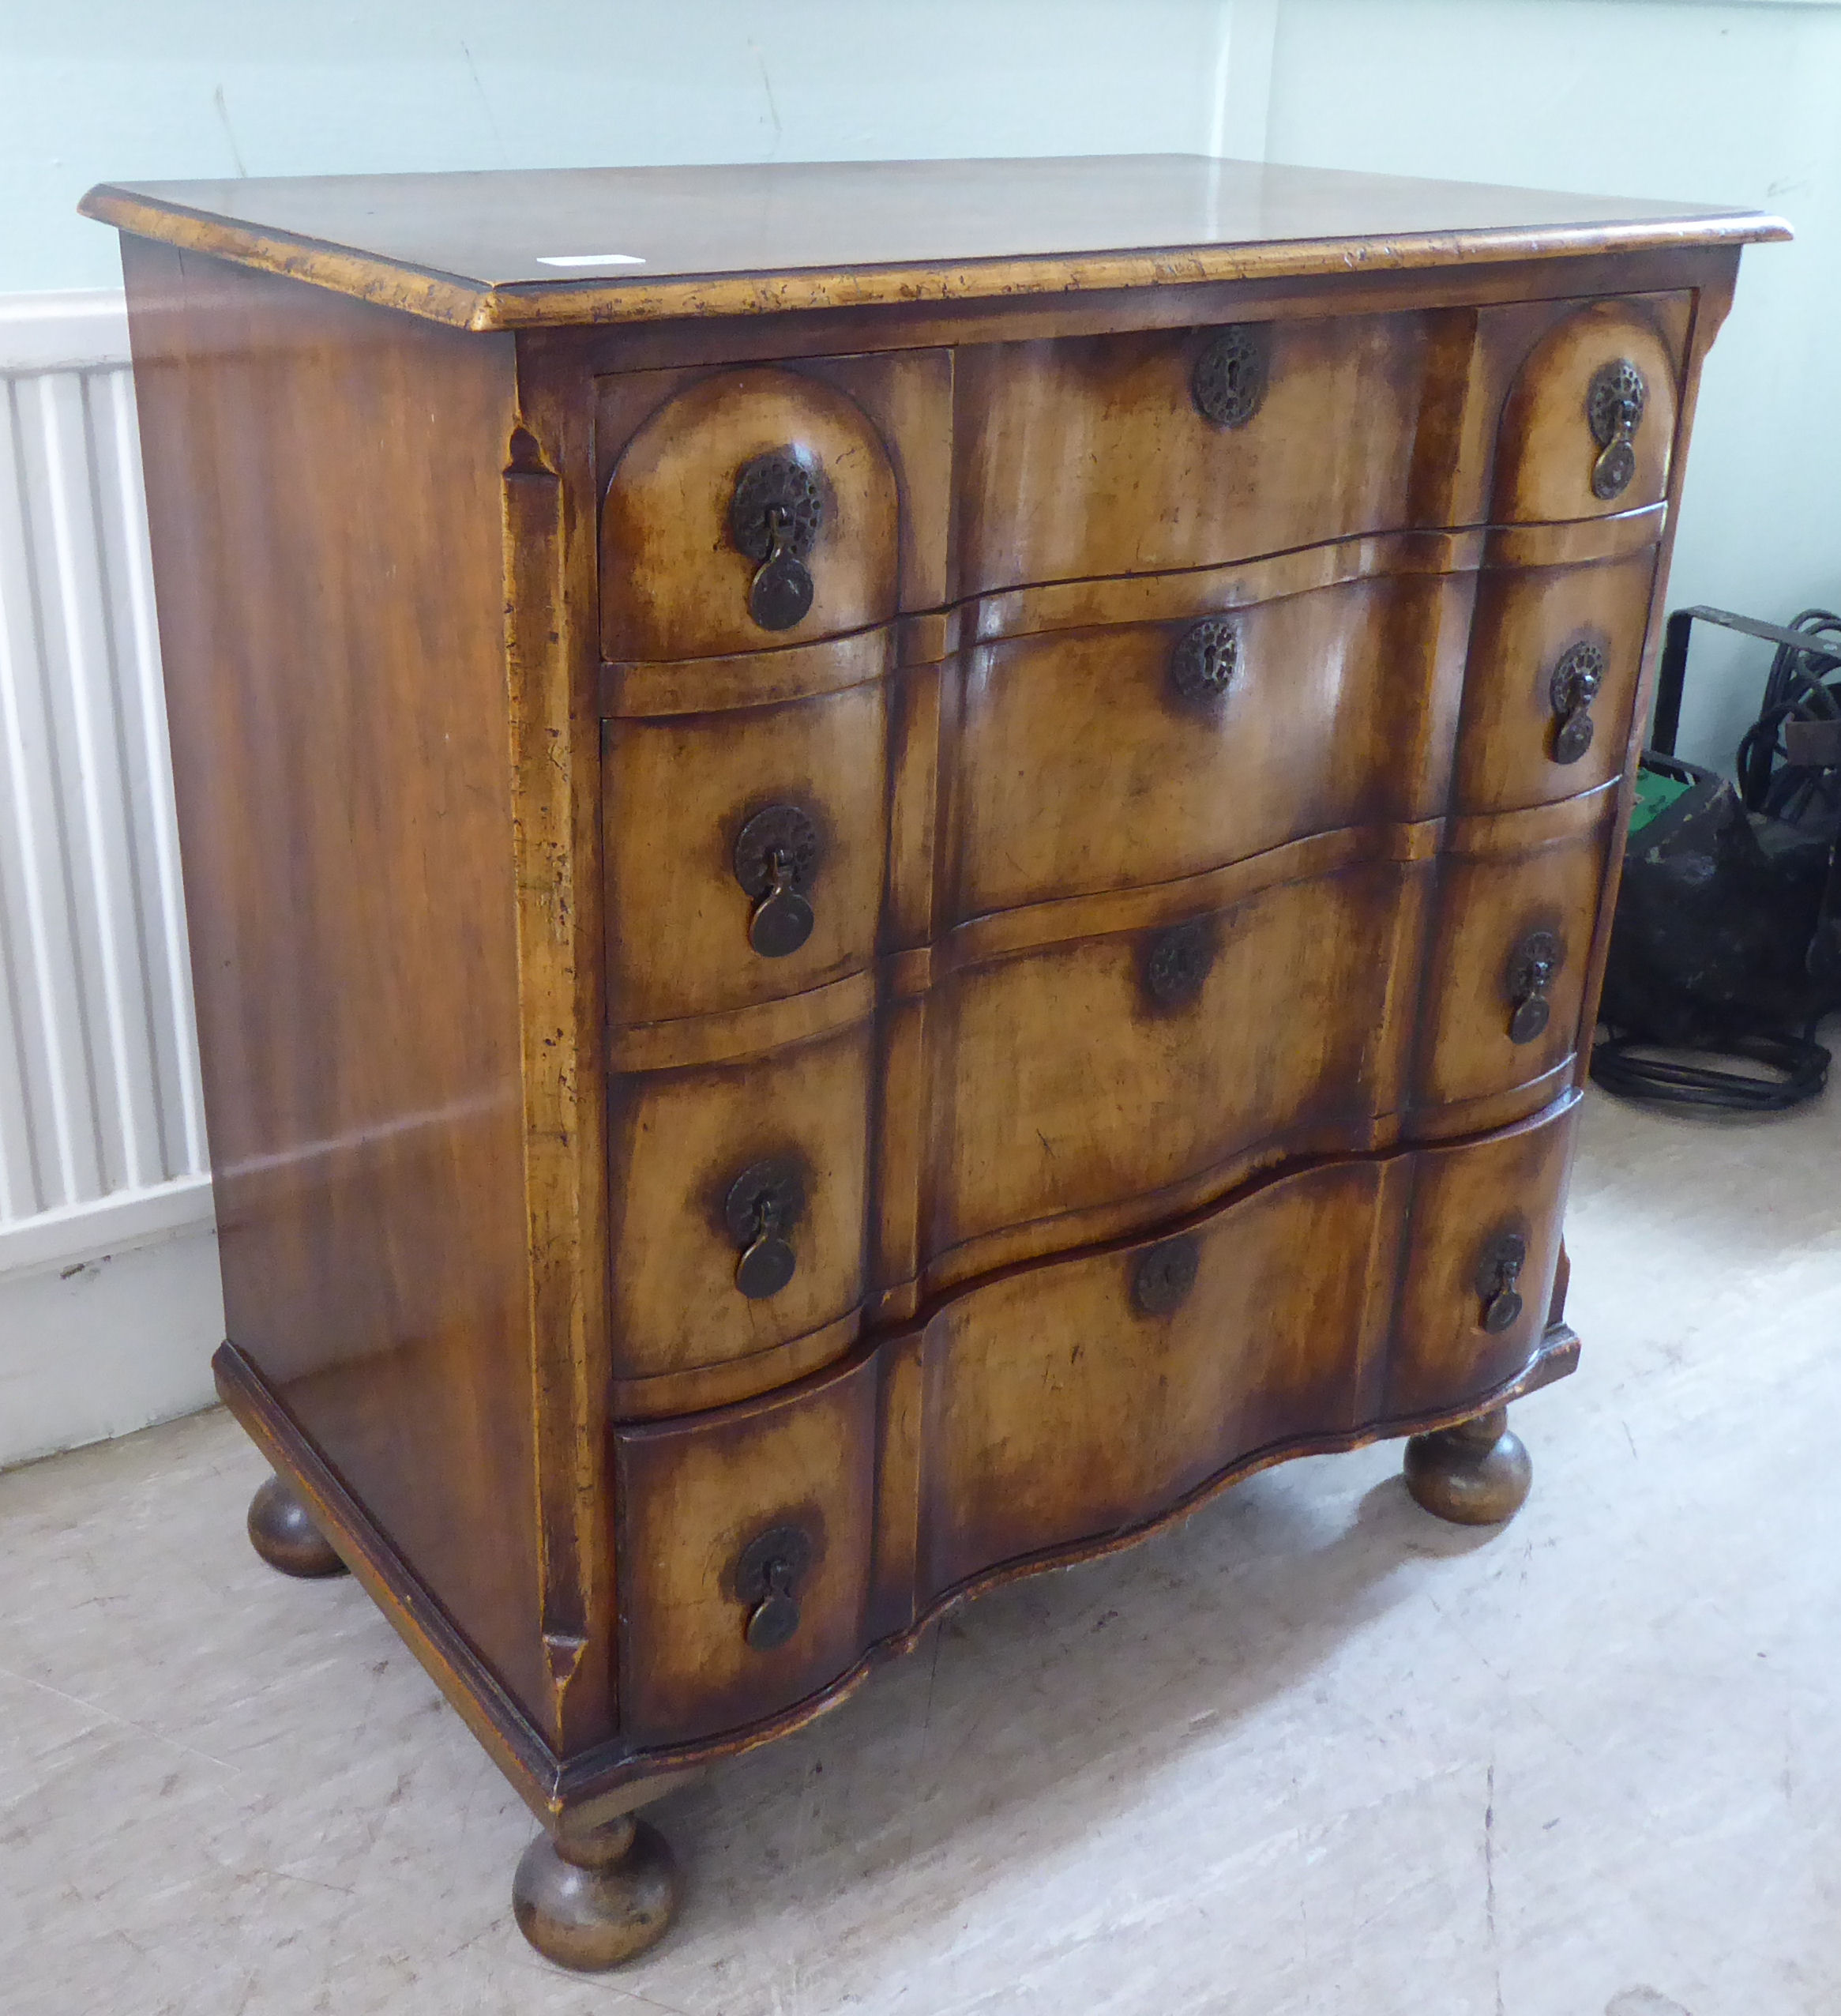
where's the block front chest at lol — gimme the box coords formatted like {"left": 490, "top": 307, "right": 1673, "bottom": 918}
{"left": 86, "top": 156, "right": 1783, "bottom": 1969}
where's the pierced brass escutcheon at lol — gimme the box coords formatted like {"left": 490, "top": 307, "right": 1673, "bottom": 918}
{"left": 1587, "top": 359, "right": 1647, "bottom": 502}
{"left": 1475, "top": 1228, "right": 1530, "bottom": 1334}
{"left": 1548, "top": 641, "right": 1606, "bottom": 766}
{"left": 1192, "top": 325, "right": 1270, "bottom": 429}
{"left": 1505, "top": 929, "right": 1563, "bottom": 1044}
{"left": 730, "top": 451, "right": 825, "bottom": 631}
{"left": 723, "top": 1156, "right": 806, "bottom": 1300}
{"left": 1170, "top": 617, "right": 1240, "bottom": 702}
{"left": 1132, "top": 1234, "right": 1200, "bottom": 1317}
{"left": 733, "top": 1524, "right": 814, "bottom": 1652}
{"left": 733, "top": 803, "right": 820, "bottom": 958}
{"left": 1142, "top": 919, "right": 1215, "bottom": 1010}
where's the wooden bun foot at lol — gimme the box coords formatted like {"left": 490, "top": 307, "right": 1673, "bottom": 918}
{"left": 513, "top": 1815, "right": 678, "bottom": 1972}
{"left": 246, "top": 1473, "right": 348, "bottom": 1578}
{"left": 1403, "top": 1407, "right": 1532, "bottom": 1526}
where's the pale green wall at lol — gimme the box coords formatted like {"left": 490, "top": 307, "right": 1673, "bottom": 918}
{"left": 2, "top": 0, "right": 1238, "bottom": 293}
{"left": 1265, "top": 0, "right": 1841, "bottom": 766}
{"left": 6, "top": 0, "right": 1835, "bottom": 763}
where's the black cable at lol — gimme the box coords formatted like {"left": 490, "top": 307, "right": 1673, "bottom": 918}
{"left": 1735, "top": 607, "right": 1841, "bottom": 821}
{"left": 1590, "top": 1030, "right": 1830, "bottom": 1112}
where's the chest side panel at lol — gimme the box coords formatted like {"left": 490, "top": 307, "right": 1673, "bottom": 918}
{"left": 123, "top": 243, "right": 554, "bottom": 1728}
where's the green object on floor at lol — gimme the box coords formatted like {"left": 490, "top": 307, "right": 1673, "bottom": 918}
{"left": 1629, "top": 764, "right": 1696, "bottom": 837}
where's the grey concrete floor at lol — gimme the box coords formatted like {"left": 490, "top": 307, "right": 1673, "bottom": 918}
{"left": 3, "top": 1084, "right": 1839, "bottom": 2016}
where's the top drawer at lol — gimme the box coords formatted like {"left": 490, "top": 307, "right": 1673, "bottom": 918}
{"left": 952, "top": 294, "right": 1688, "bottom": 598}
{"left": 955, "top": 313, "right": 1433, "bottom": 596}
{"left": 1490, "top": 298, "right": 1682, "bottom": 525}
{"left": 599, "top": 352, "right": 951, "bottom": 663}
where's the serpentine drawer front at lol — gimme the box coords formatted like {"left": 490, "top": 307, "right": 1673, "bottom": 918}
{"left": 89, "top": 155, "right": 1784, "bottom": 1970}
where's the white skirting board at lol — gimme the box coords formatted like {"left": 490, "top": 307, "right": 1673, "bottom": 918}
{"left": 0, "top": 1224, "right": 223, "bottom": 1472}
{"left": 0, "top": 289, "right": 224, "bottom": 1470}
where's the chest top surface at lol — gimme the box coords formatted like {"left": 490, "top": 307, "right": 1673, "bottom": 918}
{"left": 80, "top": 154, "right": 1787, "bottom": 330}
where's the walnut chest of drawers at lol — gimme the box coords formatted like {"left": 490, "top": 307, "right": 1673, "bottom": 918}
{"left": 84, "top": 156, "right": 1785, "bottom": 1969}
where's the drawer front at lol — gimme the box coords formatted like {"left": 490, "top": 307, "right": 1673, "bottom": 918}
{"left": 1452, "top": 548, "right": 1658, "bottom": 816}
{"left": 955, "top": 313, "right": 1431, "bottom": 595}
{"left": 605, "top": 671, "right": 890, "bottom": 1024}
{"left": 1385, "top": 1096, "right": 1576, "bottom": 1418}
{"left": 614, "top": 1348, "right": 880, "bottom": 1747}
{"left": 1413, "top": 792, "right": 1619, "bottom": 1118}
{"left": 1491, "top": 297, "right": 1685, "bottom": 525}
{"left": 948, "top": 572, "right": 1461, "bottom": 917}
{"left": 934, "top": 859, "right": 1403, "bottom": 1259}
{"left": 921, "top": 1095, "right": 1577, "bottom": 1599}
{"left": 922, "top": 1159, "right": 1385, "bottom": 1597}
{"left": 608, "top": 1018, "right": 873, "bottom": 1385}
{"left": 601, "top": 366, "right": 900, "bottom": 661}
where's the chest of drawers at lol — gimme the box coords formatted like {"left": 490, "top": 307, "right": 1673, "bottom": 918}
{"left": 85, "top": 156, "right": 1785, "bottom": 1970}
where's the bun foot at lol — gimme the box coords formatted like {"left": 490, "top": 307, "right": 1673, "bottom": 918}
{"left": 1403, "top": 1406, "right": 1532, "bottom": 1526}
{"left": 513, "top": 1815, "right": 678, "bottom": 1971}
{"left": 247, "top": 1473, "right": 348, "bottom": 1578}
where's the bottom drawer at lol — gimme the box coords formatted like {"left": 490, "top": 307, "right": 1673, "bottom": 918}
{"left": 613, "top": 1350, "right": 881, "bottom": 1749}
{"left": 924, "top": 1095, "right": 1576, "bottom": 1598}
{"left": 613, "top": 1096, "right": 1577, "bottom": 1751}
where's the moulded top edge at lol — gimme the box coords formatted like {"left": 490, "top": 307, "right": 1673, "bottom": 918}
{"left": 79, "top": 156, "right": 1790, "bottom": 335}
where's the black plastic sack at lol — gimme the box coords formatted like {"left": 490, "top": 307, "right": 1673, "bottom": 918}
{"left": 1591, "top": 754, "right": 1835, "bottom": 1108}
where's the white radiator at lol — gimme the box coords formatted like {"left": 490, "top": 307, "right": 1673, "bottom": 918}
{"left": 0, "top": 293, "right": 220, "bottom": 1465}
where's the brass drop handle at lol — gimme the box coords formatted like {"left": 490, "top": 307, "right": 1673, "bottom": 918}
{"left": 1548, "top": 642, "right": 1606, "bottom": 765}
{"left": 733, "top": 1524, "right": 814, "bottom": 1652}
{"left": 1475, "top": 1229, "right": 1529, "bottom": 1334}
{"left": 1587, "top": 359, "right": 1648, "bottom": 502}
{"left": 724, "top": 1156, "right": 805, "bottom": 1300}
{"left": 733, "top": 803, "right": 819, "bottom": 958}
{"left": 731, "top": 450, "right": 825, "bottom": 632}
{"left": 1505, "top": 930, "right": 1563, "bottom": 1044}
{"left": 736, "top": 1194, "right": 795, "bottom": 1300}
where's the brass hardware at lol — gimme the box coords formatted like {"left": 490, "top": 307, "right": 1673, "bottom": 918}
{"left": 1132, "top": 1235, "right": 1200, "bottom": 1317}
{"left": 730, "top": 451, "right": 825, "bottom": 630}
{"left": 733, "top": 1524, "right": 814, "bottom": 1652}
{"left": 1548, "top": 641, "right": 1606, "bottom": 765}
{"left": 733, "top": 803, "right": 819, "bottom": 957}
{"left": 1143, "top": 919, "right": 1215, "bottom": 1009}
{"left": 1475, "top": 1229, "right": 1529, "bottom": 1334}
{"left": 1192, "top": 325, "right": 1270, "bottom": 429}
{"left": 1505, "top": 929, "right": 1563, "bottom": 1044}
{"left": 1170, "top": 617, "right": 1239, "bottom": 702}
{"left": 1586, "top": 359, "right": 1647, "bottom": 502}
{"left": 723, "top": 1156, "right": 806, "bottom": 1300}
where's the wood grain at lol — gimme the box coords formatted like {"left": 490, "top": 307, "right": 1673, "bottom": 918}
{"left": 603, "top": 675, "right": 890, "bottom": 1024}
{"left": 955, "top": 312, "right": 1433, "bottom": 594}
{"left": 1452, "top": 545, "right": 1662, "bottom": 814}
{"left": 81, "top": 157, "right": 1787, "bottom": 330}
{"left": 122, "top": 243, "right": 558, "bottom": 1731}
{"left": 599, "top": 367, "right": 900, "bottom": 660}
{"left": 606, "top": 1018, "right": 874, "bottom": 1384}
{"left": 944, "top": 574, "right": 1468, "bottom": 916}
{"left": 1491, "top": 296, "right": 1687, "bottom": 524}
